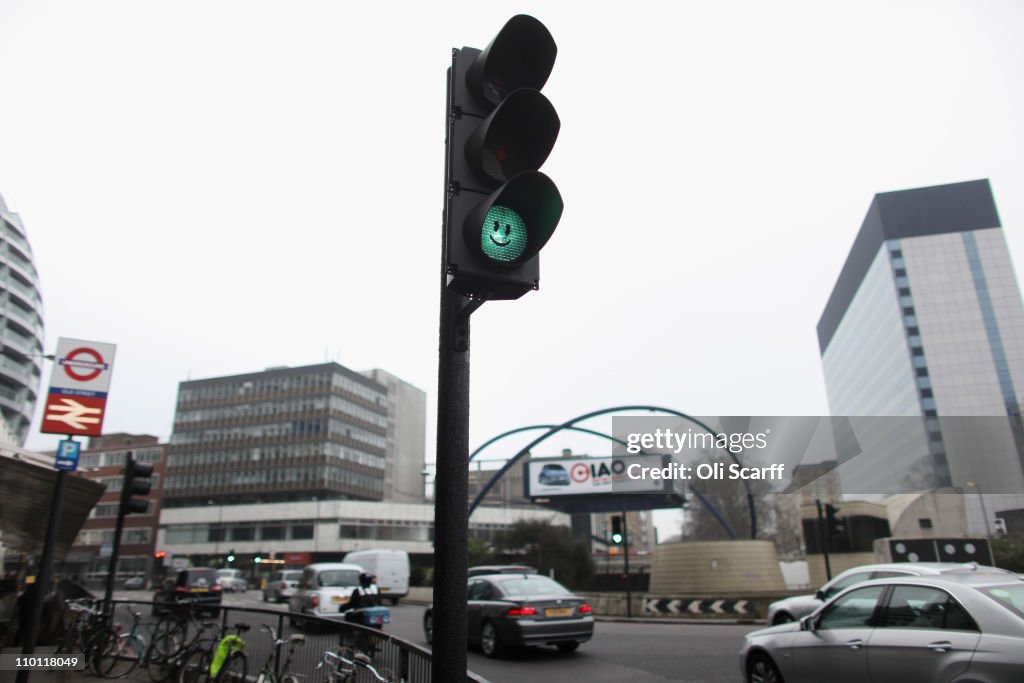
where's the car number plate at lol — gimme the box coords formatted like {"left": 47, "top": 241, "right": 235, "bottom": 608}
{"left": 189, "top": 587, "right": 209, "bottom": 593}
{"left": 545, "top": 607, "right": 573, "bottom": 617}
{"left": 331, "top": 596, "right": 349, "bottom": 604}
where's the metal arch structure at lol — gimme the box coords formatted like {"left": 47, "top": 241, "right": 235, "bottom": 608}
{"left": 466, "top": 405, "right": 758, "bottom": 539}
{"left": 469, "top": 422, "right": 739, "bottom": 539}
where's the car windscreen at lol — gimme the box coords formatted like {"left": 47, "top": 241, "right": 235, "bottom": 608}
{"left": 317, "top": 569, "right": 361, "bottom": 587}
{"left": 281, "top": 571, "right": 301, "bottom": 581}
{"left": 496, "top": 576, "right": 571, "bottom": 597}
{"left": 980, "top": 583, "right": 1024, "bottom": 619}
{"left": 184, "top": 570, "right": 218, "bottom": 587}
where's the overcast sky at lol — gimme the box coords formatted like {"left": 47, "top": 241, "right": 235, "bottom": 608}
{"left": 3, "top": 0, "right": 1024, "bottom": 509}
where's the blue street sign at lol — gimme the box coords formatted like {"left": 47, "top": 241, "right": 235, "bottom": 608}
{"left": 55, "top": 438, "right": 81, "bottom": 472}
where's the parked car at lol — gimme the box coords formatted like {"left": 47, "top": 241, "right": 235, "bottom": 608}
{"left": 216, "top": 568, "right": 248, "bottom": 593}
{"left": 288, "top": 563, "right": 363, "bottom": 624}
{"left": 263, "top": 569, "right": 302, "bottom": 603}
{"left": 123, "top": 575, "right": 146, "bottom": 590}
{"left": 741, "top": 573, "right": 1024, "bottom": 683}
{"left": 152, "top": 567, "right": 222, "bottom": 616}
{"left": 468, "top": 565, "right": 538, "bottom": 577}
{"left": 343, "top": 550, "right": 410, "bottom": 605}
{"left": 766, "top": 562, "right": 1011, "bottom": 624}
{"left": 423, "top": 570, "right": 593, "bottom": 657}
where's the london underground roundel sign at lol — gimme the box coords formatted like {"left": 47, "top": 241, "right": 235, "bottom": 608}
{"left": 41, "top": 337, "right": 117, "bottom": 437}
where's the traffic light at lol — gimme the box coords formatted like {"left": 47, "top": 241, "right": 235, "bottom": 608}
{"left": 610, "top": 515, "right": 624, "bottom": 544}
{"left": 443, "top": 14, "right": 564, "bottom": 301}
{"left": 825, "top": 504, "right": 846, "bottom": 537}
{"left": 119, "top": 453, "right": 153, "bottom": 516}
{"left": 227, "top": 549, "right": 236, "bottom": 564}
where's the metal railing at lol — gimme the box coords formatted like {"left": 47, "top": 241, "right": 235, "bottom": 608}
{"left": 110, "top": 600, "right": 488, "bottom": 683}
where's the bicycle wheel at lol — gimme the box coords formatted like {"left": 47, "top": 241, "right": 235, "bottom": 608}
{"left": 217, "top": 651, "right": 247, "bottom": 683}
{"left": 177, "top": 649, "right": 211, "bottom": 683}
{"left": 86, "top": 626, "right": 121, "bottom": 677}
{"left": 96, "top": 633, "right": 143, "bottom": 679}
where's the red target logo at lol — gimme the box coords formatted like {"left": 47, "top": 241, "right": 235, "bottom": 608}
{"left": 570, "top": 463, "right": 590, "bottom": 483}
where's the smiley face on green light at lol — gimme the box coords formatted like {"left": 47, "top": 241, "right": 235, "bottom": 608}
{"left": 481, "top": 205, "right": 527, "bottom": 262}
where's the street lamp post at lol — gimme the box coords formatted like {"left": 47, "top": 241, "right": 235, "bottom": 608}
{"left": 965, "top": 481, "right": 992, "bottom": 537}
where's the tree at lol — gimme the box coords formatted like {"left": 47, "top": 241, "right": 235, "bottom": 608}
{"left": 491, "top": 519, "right": 594, "bottom": 588}
{"left": 991, "top": 534, "right": 1024, "bottom": 572}
{"left": 468, "top": 537, "right": 494, "bottom": 567}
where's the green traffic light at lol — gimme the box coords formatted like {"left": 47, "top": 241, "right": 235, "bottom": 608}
{"left": 480, "top": 205, "right": 527, "bottom": 262}
{"left": 611, "top": 533, "right": 623, "bottom": 544}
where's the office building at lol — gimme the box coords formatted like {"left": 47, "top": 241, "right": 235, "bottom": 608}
{"left": 818, "top": 179, "right": 1024, "bottom": 534}
{"left": 162, "top": 362, "right": 425, "bottom": 507}
{"left": 0, "top": 194, "right": 45, "bottom": 445}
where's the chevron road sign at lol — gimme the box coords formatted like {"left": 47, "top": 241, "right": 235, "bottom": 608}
{"left": 644, "top": 597, "right": 754, "bottom": 617}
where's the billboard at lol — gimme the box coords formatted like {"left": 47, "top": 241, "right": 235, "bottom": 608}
{"left": 524, "top": 454, "right": 677, "bottom": 498}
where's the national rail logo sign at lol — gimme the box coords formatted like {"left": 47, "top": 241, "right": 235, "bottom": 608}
{"left": 41, "top": 337, "right": 117, "bottom": 437}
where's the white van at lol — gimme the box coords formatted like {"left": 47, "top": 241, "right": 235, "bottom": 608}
{"left": 342, "top": 549, "right": 410, "bottom": 605}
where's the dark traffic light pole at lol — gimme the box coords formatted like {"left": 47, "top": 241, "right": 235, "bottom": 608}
{"left": 433, "top": 287, "right": 481, "bottom": 681}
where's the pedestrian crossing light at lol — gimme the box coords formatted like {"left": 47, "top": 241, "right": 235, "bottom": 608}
{"left": 443, "top": 14, "right": 564, "bottom": 300}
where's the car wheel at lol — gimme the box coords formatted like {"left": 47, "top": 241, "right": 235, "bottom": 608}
{"left": 556, "top": 641, "right": 580, "bottom": 653}
{"left": 480, "top": 620, "right": 505, "bottom": 658}
{"left": 747, "top": 652, "right": 784, "bottom": 683}
{"left": 772, "top": 612, "right": 794, "bottom": 625}
{"left": 423, "top": 611, "right": 433, "bottom": 645}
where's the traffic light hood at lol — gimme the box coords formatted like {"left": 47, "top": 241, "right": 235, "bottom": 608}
{"left": 465, "top": 88, "right": 560, "bottom": 184}
{"left": 466, "top": 15, "right": 556, "bottom": 107}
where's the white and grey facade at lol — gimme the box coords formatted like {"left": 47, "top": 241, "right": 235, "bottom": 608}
{"left": 0, "top": 195, "right": 45, "bottom": 445}
{"left": 818, "top": 179, "right": 1024, "bottom": 534}
{"left": 163, "top": 362, "right": 426, "bottom": 507}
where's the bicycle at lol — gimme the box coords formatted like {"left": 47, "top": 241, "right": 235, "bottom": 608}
{"left": 253, "top": 624, "right": 304, "bottom": 683}
{"left": 316, "top": 649, "right": 393, "bottom": 683}
{"left": 176, "top": 622, "right": 250, "bottom": 683}
{"left": 54, "top": 598, "right": 119, "bottom": 676}
{"left": 93, "top": 607, "right": 146, "bottom": 679}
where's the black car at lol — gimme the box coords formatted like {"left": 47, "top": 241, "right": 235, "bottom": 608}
{"left": 152, "top": 567, "right": 222, "bottom": 616}
{"left": 423, "top": 572, "right": 593, "bottom": 657}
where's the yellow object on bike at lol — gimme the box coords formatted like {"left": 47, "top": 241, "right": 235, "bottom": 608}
{"left": 210, "top": 634, "right": 245, "bottom": 677}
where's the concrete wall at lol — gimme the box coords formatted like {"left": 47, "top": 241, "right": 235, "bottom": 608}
{"left": 649, "top": 541, "right": 786, "bottom": 596}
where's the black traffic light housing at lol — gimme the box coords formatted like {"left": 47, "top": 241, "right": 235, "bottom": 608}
{"left": 610, "top": 515, "right": 624, "bottom": 545}
{"left": 119, "top": 453, "right": 153, "bottom": 516}
{"left": 444, "top": 14, "right": 563, "bottom": 300}
{"left": 825, "top": 504, "right": 846, "bottom": 537}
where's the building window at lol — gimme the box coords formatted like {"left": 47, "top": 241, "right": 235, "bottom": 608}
{"left": 919, "top": 518, "right": 933, "bottom": 530}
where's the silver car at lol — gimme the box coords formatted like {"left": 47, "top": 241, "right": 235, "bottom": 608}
{"left": 766, "top": 562, "right": 1009, "bottom": 625}
{"left": 263, "top": 569, "right": 302, "bottom": 603}
{"left": 741, "top": 573, "right": 1024, "bottom": 683}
